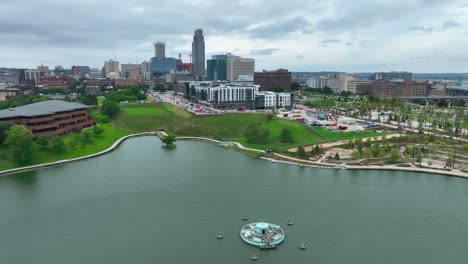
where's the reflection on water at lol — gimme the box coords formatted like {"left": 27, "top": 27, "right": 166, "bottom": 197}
{"left": 9, "top": 171, "right": 38, "bottom": 186}
{"left": 0, "top": 138, "right": 467, "bottom": 264}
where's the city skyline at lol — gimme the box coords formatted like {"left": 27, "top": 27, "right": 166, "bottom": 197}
{"left": 1, "top": 0, "right": 467, "bottom": 72}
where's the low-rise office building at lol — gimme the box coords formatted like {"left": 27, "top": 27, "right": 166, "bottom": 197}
{"left": 0, "top": 100, "right": 95, "bottom": 136}
{"left": 348, "top": 81, "right": 373, "bottom": 95}
{"left": 0, "top": 87, "right": 24, "bottom": 101}
{"left": 0, "top": 73, "right": 19, "bottom": 86}
{"left": 371, "top": 79, "right": 430, "bottom": 98}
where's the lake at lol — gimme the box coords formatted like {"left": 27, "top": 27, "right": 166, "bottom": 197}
{"left": 0, "top": 137, "right": 467, "bottom": 263}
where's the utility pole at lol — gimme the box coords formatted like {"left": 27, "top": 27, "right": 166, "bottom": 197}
{"left": 453, "top": 139, "right": 457, "bottom": 169}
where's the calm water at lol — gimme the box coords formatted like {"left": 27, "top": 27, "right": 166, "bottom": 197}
{"left": 1, "top": 137, "right": 468, "bottom": 264}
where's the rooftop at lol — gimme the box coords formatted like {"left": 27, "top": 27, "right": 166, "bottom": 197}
{"left": 0, "top": 100, "right": 90, "bottom": 119}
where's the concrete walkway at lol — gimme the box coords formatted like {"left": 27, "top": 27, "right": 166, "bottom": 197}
{"left": 177, "top": 137, "right": 264, "bottom": 153}
{"left": 288, "top": 133, "right": 402, "bottom": 152}
{"left": 1, "top": 134, "right": 467, "bottom": 179}
{"left": 178, "top": 137, "right": 468, "bottom": 178}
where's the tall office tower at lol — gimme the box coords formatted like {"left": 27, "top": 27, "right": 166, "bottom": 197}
{"left": 37, "top": 64, "right": 49, "bottom": 76}
{"left": 104, "top": 59, "right": 120, "bottom": 78}
{"left": 207, "top": 54, "right": 228, "bottom": 81}
{"left": 191, "top": 29, "right": 205, "bottom": 80}
{"left": 227, "top": 57, "right": 255, "bottom": 81}
{"left": 154, "top": 42, "right": 165, "bottom": 58}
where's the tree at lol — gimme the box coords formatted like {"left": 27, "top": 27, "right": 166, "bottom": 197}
{"left": 297, "top": 146, "right": 306, "bottom": 158}
{"left": 279, "top": 128, "right": 294, "bottom": 143}
{"left": 79, "top": 94, "right": 98, "bottom": 106}
{"left": 101, "top": 101, "right": 120, "bottom": 118}
{"left": 161, "top": 133, "right": 176, "bottom": 148}
{"left": 388, "top": 149, "right": 400, "bottom": 163}
{"left": 446, "top": 158, "right": 453, "bottom": 168}
{"left": 270, "top": 86, "right": 285, "bottom": 93}
{"left": 351, "top": 150, "right": 361, "bottom": 160}
{"left": 154, "top": 83, "right": 167, "bottom": 92}
{"left": 314, "top": 145, "right": 320, "bottom": 155}
{"left": 334, "top": 152, "right": 340, "bottom": 160}
{"left": 0, "top": 122, "right": 12, "bottom": 146}
{"left": 50, "top": 136, "right": 66, "bottom": 154}
{"left": 93, "top": 126, "right": 105, "bottom": 137}
{"left": 82, "top": 131, "right": 93, "bottom": 145}
{"left": 371, "top": 145, "right": 381, "bottom": 157}
{"left": 36, "top": 136, "right": 50, "bottom": 150}
{"left": 5, "top": 125, "right": 34, "bottom": 164}
{"left": 291, "top": 82, "right": 301, "bottom": 91}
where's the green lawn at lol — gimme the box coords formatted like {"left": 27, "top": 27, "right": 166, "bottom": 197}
{"left": 0, "top": 123, "right": 131, "bottom": 171}
{"left": 114, "top": 103, "right": 192, "bottom": 132}
{"left": 0, "top": 103, "right": 398, "bottom": 171}
{"left": 237, "top": 119, "right": 324, "bottom": 151}
{"left": 114, "top": 103, "right": 321, "bottom": 151}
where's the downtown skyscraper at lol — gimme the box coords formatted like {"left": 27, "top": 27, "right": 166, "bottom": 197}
{"left": 192, "top": 29, "right": 205, "bottom": 80}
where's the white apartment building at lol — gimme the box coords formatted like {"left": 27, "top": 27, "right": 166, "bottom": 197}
{"left": 255, "top": 91, "right": 291, "bottom": 109}
{"left": 307, "top": 76, "right": 328, "bottom": 88}
{"left": 327, "top": 75, "right": 356, "bottom": 93}
{"left": 277, "top": 93, "right": 291, "bottom": 108}
{"left": 188, "top": 81, "right": 258, "bottom": 109}
{"left": 256, "top": 91, "right": 277, "bottom": 108}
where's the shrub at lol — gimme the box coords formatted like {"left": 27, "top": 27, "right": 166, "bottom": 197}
{"left": 334, "top": 152, "right": 340, "bottom": 160}
{"left": 279, "top": 128, "right": 294, "bottom": 143}
{"left": 50, "top": 136, "right": 66, "bottom": 154}
{"left": 297, "top": 146, "right": 306, "bottom": 158}
{"left": 243, "top": 124, "right": 270, "bottom": 144}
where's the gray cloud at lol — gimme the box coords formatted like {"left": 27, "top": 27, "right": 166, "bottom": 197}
{"left": 408, "top": 26, "right": 435, "bottom": 33}
{"left": 250, "top": 49, "right": 280, "bottom": 56}
{"left": 441, "top": 20, "right": 462, "bottom": 30}
{"left": 0, "top": 0, "right": 466, "bottom": 72}
{"left": 247, "top": 16, "right": 313, "bottom": 39}
{"left": 321, "top": 39, "right": 340, "bottom": 44}
{"left": 296, "top": 55, "right": 304, "bottom": 59}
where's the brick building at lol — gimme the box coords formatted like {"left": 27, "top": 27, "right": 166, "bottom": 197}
{"left": 85, "top": 79, "right": 111, "bottom": 87}
{"left": 0, "top": 100, "right": 95, "bottom": 136}
{"left": 0, "top": 88, "right": 25, "bottom": 101}
{"left": 177, "top": 62, "right": 193, "bottom": 73}
{"left": 254, "top": 69, "right": 292, "bottom": 92}
{"left": 112, "top": 79, "right": 142, "bottom": 87}
{"left": 40, "top": 76, "right": 74, "bottom": 89}
{"left": 371, "top": 79, "right": 431, "bottom": 98}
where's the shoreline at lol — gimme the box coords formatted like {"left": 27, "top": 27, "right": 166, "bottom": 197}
{"left": 0, "top": 134, "right": 467, "bottom": 179}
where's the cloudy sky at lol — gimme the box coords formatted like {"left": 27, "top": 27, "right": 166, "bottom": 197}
{"left": 1, "top": 0, "right": 467, "bottom": 72}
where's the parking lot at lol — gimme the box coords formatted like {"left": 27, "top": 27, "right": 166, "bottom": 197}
{"left": 277, "top": 106, "right": 377, "bottom": 132}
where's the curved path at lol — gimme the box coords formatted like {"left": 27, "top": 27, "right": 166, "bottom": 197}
{"left": 176, "top": 137, "right": 264, "bottom": 153}
{"left": 1, "top": 134, "right": 467, "bottom": 179}
{"left": 177, "top": 137, "right": 468, "bottom": 178}
{"left": 0, "top": 132, "right": 158, "bottom": 177}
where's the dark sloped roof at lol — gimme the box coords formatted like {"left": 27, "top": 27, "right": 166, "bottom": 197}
{"left": 0, "top": 100, "right": 90, "bottom": 119}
